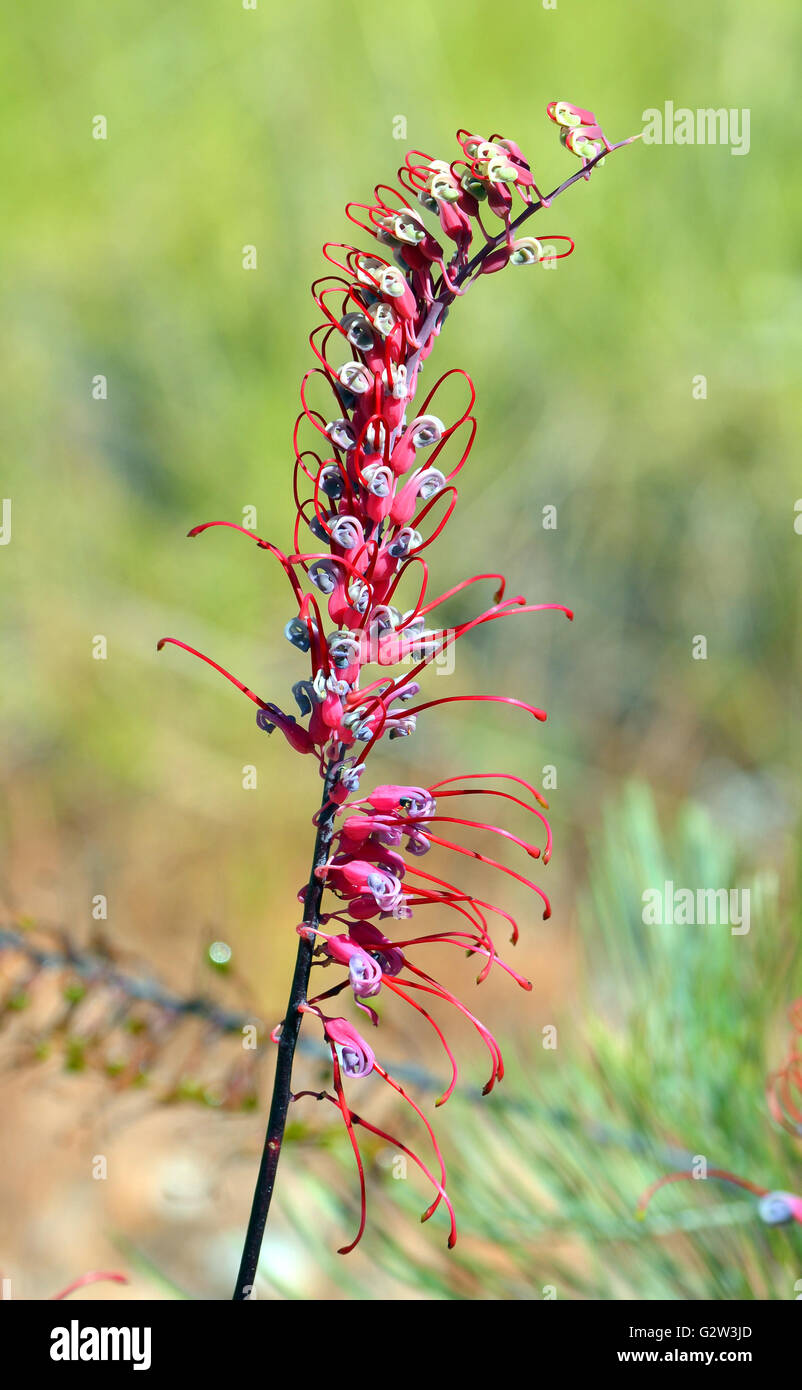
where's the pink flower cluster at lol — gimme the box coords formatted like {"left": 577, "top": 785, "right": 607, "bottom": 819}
{"left": 293, "top": 772, "right": 551, "bottom": 1250}
{"left": 160, "top": 102, "right": 629, "bottom": 1251}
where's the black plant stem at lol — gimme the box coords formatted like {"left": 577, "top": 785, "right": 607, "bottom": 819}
{"left": 232, "top": 753, "right": 342, "bottom": 1300}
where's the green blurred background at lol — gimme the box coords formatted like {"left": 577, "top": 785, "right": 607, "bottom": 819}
{"left": 1, "top": 0, "right": 801, "bottom": 1299}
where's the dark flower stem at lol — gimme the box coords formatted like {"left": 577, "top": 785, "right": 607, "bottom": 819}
{"left": 232, "top": 753, "right": 342, "bottom": 1300}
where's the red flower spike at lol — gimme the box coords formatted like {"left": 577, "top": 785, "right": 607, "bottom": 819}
{"left": 161, "top": 105, "right": 638, "bottom": 1258}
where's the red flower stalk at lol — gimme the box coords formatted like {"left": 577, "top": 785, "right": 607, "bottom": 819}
{"left": 637, "top": 997, "right": 802, "bottom": 1229}
{"left": 157, "top": 103, "right": 638, "bottom": 1294}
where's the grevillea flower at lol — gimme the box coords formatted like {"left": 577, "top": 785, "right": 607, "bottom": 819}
{"left": 159, "top": 103, "right": 638, "bottom": 1269}
{"left": 637, "top": 997, "right": 802, "bottom": 1230}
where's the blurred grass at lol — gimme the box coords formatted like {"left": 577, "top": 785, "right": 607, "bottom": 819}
{"left": 0, "top": 0, "right": 801, "bottom": 1298}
